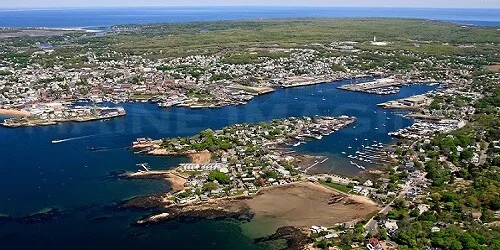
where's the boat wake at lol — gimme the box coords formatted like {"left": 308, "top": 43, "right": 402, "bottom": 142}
{"left": 51, "top": 130, "right": 125, "bottom": 144}
{"left": 51, "top": 135, "right": 95, "bottom": 144}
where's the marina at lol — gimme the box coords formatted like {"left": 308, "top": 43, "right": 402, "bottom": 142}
{"left": 337, "top": 77, "right": 403, "bottom": 95}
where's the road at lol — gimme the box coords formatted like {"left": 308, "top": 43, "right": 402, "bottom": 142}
{"left": 364, "top": 184, "right": 412, "bottom": 233}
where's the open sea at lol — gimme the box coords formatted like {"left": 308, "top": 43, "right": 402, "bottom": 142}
{"left": 0, "top": 7, "right": 498, "bottom": 28}
{"left": 0, "top": 79, "right": 436, "bottom": 249}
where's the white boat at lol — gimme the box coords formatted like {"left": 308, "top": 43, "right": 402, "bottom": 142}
{"left": 293, "top": 142, "right": 302, "bottom": 147}
{"left": 342, "top": 152, "right": 346, "bottom": 155}
{"left": 348, "top": 146, "right": 352, "bottom": 149}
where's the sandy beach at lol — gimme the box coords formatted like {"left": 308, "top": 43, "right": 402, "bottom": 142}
{"left": 0, "top": 108, "right": 30, "bottom": 117}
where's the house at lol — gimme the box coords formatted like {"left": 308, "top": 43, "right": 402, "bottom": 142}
{"left": 364, "top": 180, "right": 374, "bottom": 187}
{"left": 366, "top": 238, "right": 383, "bottom": 250}
{"left": 384, "top": 220, "right": 399, "bottom": 234}
{"left": 417, "top": 204, "right": 430, "bottom": 215}
{"left": 343, "top": 221, "right": 356, "bottom": 229}
{"left": 309, "top": 225, "right": 327, "bottom": 234}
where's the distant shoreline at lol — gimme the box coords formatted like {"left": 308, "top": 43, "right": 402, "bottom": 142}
{"left": 0, "top": 7, "right": 498, "bottom": 29}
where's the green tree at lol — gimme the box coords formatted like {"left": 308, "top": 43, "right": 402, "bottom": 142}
{"left": 208, "top": 171, "right": 230, "bottom": 184}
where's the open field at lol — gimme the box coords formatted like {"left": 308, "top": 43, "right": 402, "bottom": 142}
{"left": 0, "top": 29, "right": 80, "bottom": 38}
{"left": 486, "top": 63, "right": 500, "bottom": 72}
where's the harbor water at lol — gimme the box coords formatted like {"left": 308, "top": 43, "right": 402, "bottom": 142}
{"left": 0, "top": 79, "right": 436, "bottom": 249}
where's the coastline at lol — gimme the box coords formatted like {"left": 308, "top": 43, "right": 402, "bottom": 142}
{"left": 119, "top": 180, "right": 379, "bottom": 249}
{"left": 124, "top": 181, "right": 379, "bottom": 228}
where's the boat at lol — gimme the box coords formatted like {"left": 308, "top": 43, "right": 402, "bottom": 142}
{"left": 51, "top": 139, "right": 65, "bottom": 144}
{"left": 293, "top": 142, "right": 302, "bottom": 147}
{"left": 348, "top": 146, "right": 352, "bottom": 149}
{"left": 136, "top": 163, "right": 150, "bottom": 172}
{"left": 342, "top": 152, "right": 346, "bottom": 155}
{"left": 354, "top": 138, "right": 358, "bottom": 141}
{"left": 86, "top": 147, "right": 106, "bottom": 152}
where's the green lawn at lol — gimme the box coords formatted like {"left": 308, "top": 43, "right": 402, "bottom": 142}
{"left": 318, "top": 179, "right": 352, "bottom": 193}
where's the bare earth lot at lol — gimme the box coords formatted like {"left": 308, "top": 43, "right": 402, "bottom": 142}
{"left": 246, "top": 182, "right": 379, "bottom": 228}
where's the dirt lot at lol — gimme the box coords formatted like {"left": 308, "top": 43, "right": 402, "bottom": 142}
{"left": 486, "top": 64, "right": 500, "bottom": 73}
{"left": 188, "top": 150, "right": 212, "bottom": 164}
{"left": 245, "top": 182, "right": 379, "bottom": 228}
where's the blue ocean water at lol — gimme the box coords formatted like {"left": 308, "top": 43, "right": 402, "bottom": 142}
{"left": 0, "top": 7, "right": 498, "bottom": 28}
{"left": 0, "top": 79, "right": 436, "bottom": 249}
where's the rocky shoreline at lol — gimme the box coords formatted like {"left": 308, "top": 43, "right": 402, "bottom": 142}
{"left": 0, "top": 207, "right": 62, "bottom": 224}
{"left": 118, "top": 194, "right": 309, "bottom": 249}
{"left": 254, "top": 226, "right": 309, "bottom": 250}
{"left": 119, "top": 195, "right": 254, "bottom": 226}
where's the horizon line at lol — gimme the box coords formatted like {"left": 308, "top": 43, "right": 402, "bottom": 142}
{"left": 1, "top": 5, "right": 499, "bottom": 10}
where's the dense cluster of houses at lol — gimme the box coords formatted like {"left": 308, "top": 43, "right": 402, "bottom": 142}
{"left": 2, "top": 101, "right": 125, "bottom": 127}
{"left": 134, "top": 116, "right": 356, "bottom": 203}
{"left": 0, "top": 35, "right": 483, "bottom": 112}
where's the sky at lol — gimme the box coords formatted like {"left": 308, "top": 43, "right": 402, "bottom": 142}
{"left": 2, "top": 0, "right": 500, "bottom": 9}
